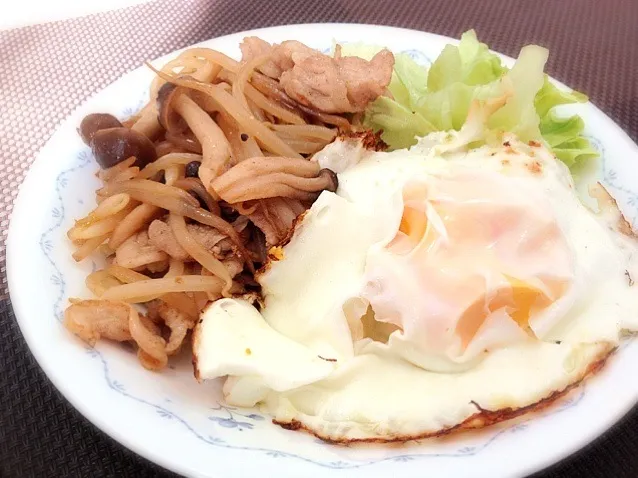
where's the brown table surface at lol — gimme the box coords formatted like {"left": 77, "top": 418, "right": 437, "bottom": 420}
{"left": 1, "top": 0, "right": 637, "bottom": 476}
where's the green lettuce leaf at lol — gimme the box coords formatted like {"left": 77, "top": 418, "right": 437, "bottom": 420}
{"left": 363, "top": 30, "right": 598, "bottom": 168}
{"left": 535, "top": 76, "right": 588, "bottom": 117}
{"left": 392, "top": 54, "right": 428, "bottom": 110}
{"left": 540, "top": 113, "right": 598, "bottom": 167}
{"left": 365, "top": 96, "right": 436, "bottom": 149}
{"left": 486, "top": 45, "right": 548, "bottom": 142}
{"left": 427, "top": 30, "right": 506, "bottom": 91}
{"left": 416, "top": 82, "right": 476, "bottom": 131}
{"left": 535, "top": 78, "right": 595, "bottom": 166}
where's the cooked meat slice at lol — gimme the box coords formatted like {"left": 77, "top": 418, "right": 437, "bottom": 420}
{"left": 240, "top": 36, "right": 284, "bottom": 78}
{"left": 64, "top": 300, "right": 133, "bottom": 346}
{"left": 270, "top": 40, "right": 316, "bottom": 73}
{"left": 278, "top": 47, "right": 394, "bottom": 113}
{"left": 155, "top": 302, "right": 196, "bottom": 355}
{"left": 147, "top": 220, "right": 189, "bottom": 261}
{"left": 222, "top": 256, "right": 244, "bottom": 278}
{"left": 115, "top": 231, "right": 168, "bottom": 269}
{"left": 147, "top": 220, "right": 229, "bottom": 261}
{"left": 246, "top": 206, "right": 280, "bottom": 247}
{"left": 212, "top": 237, "right": 235, "bottom": 257}
{"left": 189, "top": 223, "right": 229, "bottom": 251}
{"left": 280, "top": 54, "right": 352, "bottom": 113}
{"left": 240, "top": 37, "right": 394, "bottom": 113}
{"left": 247, "top": 198, "right": 304, "bottom": 247}
{"left": 337, "top": 51, "right": 395, "bottom": 110}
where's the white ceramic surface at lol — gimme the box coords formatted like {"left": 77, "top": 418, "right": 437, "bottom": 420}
{"left": 7, "top": 24, "right": 638, "bottom": 478}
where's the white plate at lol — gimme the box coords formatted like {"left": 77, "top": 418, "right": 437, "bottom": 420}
{"left": 7, "top": 23, "right": 638, "bottom": 478}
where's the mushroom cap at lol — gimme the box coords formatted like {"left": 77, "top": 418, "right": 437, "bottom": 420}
{"left": 157, "top": 82, "right": 188, "bottom": 134}
{"left": 79, "top": 113, "right": 123, "bottom": 144}
{"left": 318, "top": 168, "right": 338, "bottom": 192}
{"left": 90, "top": 127, "right": 157, "bottom": 169}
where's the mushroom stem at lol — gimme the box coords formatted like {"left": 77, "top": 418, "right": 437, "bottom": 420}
{"left": 145, "top": 67, "right": 301, "bottom": 158}
{"left": 211, "top": 156, "right": 320, "bottom": 192}
{"left": 99, "top": 179, "right": 200, "bottom": 208}
{"left": 233, "top": 53, "right": 271, "bottom": 113}
{"left": 220, "top": 177, "right": 321, "bottom": 203}
{"left": 99, "top": 179, "right": 254, "bottom": 272}
{"left": 172, "top": 94, "right": 231, "bottom": 196}
{"left": 212, "top": 157, "right": 338, "bottom": 203}
{"left": 173, "top": 177, "right": 221, "bottom": 216}
{"left": 165, "top": 131, "right": 203, "bottom": 154}
{"left": 131, "top": 102, "right": 163, "bottom": 140}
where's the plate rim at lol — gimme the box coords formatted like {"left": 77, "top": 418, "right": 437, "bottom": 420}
{"left": 7, "top": 22, "right": 638, "bottom": 478}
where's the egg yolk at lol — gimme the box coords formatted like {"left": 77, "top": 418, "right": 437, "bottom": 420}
{"left": 380, "top": 173, "right": 573, "bottom": 351}
{"left": 399, "top": 206, "right": 428, "bottom": 244}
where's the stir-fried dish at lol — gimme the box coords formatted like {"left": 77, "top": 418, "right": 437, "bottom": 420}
{"left": 64, "top": 37, "right": 393, "bottom": 369}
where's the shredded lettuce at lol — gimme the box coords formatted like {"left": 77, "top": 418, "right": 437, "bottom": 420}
{"left": 366, "top": 97, "right": 436, "bottom": 148}
{"left": 362, "top": 30, "right": 597, "bottom": 168}
{"left": 486, "top": 45, "right": 548, "bottom": 142}
{"left": 535, "top": 78, "right": 597, "bottom": 166}
{"left": 393, "top": 54, "right": 428, "bottom": 109}
{"left": 427, "top": 31, "right": 506, "bottom": 91}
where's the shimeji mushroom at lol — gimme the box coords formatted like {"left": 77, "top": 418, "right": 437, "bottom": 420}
{"left": 211, "top": 156, "right": 338, "bottom": 203}
{"left": 156, "top": 80, "right": 231, "bottom": 196}
{"left": 79, "top": 113, "right": 123, "bottom": 144}
{"left": 80, "top": 113, "right": 158, "bottom": 169}
{"left": 90, "top": 127, "right": 158, "bottom": 169}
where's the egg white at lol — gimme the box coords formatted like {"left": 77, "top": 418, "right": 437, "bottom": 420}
{"left": 193, "top": 134, "right": 638, "bottom": 441}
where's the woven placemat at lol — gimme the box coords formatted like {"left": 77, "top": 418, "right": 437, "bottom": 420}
{"left": 1, "top": 0, "right": 637, "bottom": 476}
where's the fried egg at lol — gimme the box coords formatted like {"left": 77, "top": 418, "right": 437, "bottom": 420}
{"left": 193, "top": 133, "right": 638, "bottom": 442}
